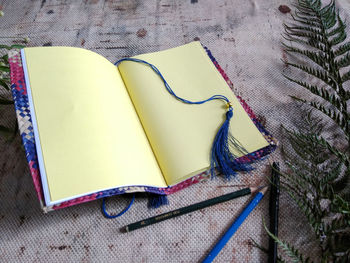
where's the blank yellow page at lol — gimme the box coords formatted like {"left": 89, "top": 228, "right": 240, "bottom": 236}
{"left": 24, "top": 47, "right": 165, "bottom": 204}
{"left": 118, "top": 42, "right": 269, "bottom": 186}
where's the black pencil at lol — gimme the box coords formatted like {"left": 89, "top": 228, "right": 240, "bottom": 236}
{"left": 121, "top": 186, "right": 260, "bottom": 232}
{"left": 268, "top": 162, "right": 280, "bottom": 263}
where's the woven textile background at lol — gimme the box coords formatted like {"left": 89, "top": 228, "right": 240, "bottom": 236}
{"left": 1, "top": 0, "right": 349, "bottom": 262}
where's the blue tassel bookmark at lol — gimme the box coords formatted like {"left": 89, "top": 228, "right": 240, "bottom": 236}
{"left": 210, "top": 104, "right": 252, "bottom": 179}
{"left": 115, "top": 57, "right": 252, "bottom": 180}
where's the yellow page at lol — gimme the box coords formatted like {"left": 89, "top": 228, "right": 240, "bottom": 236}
{"left": 118, "top": 42, "right": 269, "bottom": 186}
{"left": 23, "top": 47, "right": 165, "bottom": 204}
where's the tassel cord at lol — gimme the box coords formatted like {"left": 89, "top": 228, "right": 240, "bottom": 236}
{"left": 102, "top": 194, "right": 135, "bottom": 219}
{"left": 115, "top": 58, "right": 230, "bottom": 106}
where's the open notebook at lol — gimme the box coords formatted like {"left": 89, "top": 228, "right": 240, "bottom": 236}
{"left": 9, "top": 42, "right": 276, "bottom": 211}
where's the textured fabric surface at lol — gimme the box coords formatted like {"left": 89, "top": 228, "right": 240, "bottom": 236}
{"left": 1, "top": 0, "right": 349, "bottom": 262}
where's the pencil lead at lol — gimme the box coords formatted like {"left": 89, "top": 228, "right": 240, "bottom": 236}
{"left": 250, "top": 185, "right": 268, "bottom": 193}
{"left": 260, "top": 186, "right": 269, "bottom": 195}
{"left": 119, "top": 226, "right": 127, "bottom": 233}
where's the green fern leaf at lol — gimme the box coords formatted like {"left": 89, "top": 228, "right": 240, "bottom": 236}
{"left": 280, "top": 1, "right": 350, "bottom": 261}
{"left": 308, "top": 134, "right": 350, "bottom": 167}
{"left": 0, "top": 79, "right": 10, "bottom": 91}
{"left": 340, "top": 70, "right": 350, "bottom": 83}
{"left": 0, "top": 66, "right": 9, "bottom": 72}
{"left": 335, "top": 52, "right": 350, "bottom": 69}
{"left": 287, "top": 186, "right": 324, "bottom": 235}
{"left": 287, "top": 30, "right": 327, "bottom": 45}
{"left": 332, "top": 169, "right": 350, "bottom": 193}
{"left": 283, "top": 34, "right": 327, "bottom": 53}
{"left": 1, "top": 54, "right": 8, "bottom": 64}
{"left": 284, "top": 24, "right": 323, "bottom": 37}
{"left": 330, "top": 30, "right": 347, "bottom": 46}
{"left": 291, "top": 13, "right": 323, "bottom": 29}
{"left": 250, "top": 238, "right": 288, "bottom": 263}
{"left": 309, "top": 100, "right": 345, "bottom": 129}
{"left": 321, "top": 161, "right": 343, "bottom": 185}
{"left": 327, "top": 14, "right": 346, "bottom": 37}
{"left": 289, "top": 98, "right": 348, "bottom": 140}
{"left": 0, "top": 44, "right": 25, "bottom": 50}
{"left": 295, "top": 12, "right": 322, "bottom": 24}
{"left": 334, "top": 42, "right": 350, "bottom": 57}
{"left": 298, "top": 0, "right": 321, "bottom": 11}
{"left": 322, "top": 9, "right": 337, "bottom": 30}
{"left": 295, "top": 8, "right": 319, "bottom": 19}
{"left": 0, "top": 97, "right": 13, "bottom": 105}
{"left": 286, "top": 62, "right": 334, "bottom": 87}
{"left": 283, "top": 45, "right": 329, "bottom": 70}
{"left": 320, "top": 0, "right": 335, "bottom": 19}
{"left": 263, "top": 219, "right": 314, "bottom": 263}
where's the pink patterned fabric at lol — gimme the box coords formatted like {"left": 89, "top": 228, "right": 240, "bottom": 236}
{"left": 9, "top": 50, "right": 45, "bottom": 208}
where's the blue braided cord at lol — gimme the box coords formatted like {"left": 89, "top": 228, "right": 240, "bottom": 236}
{"left": 101, "top": 194, "right": 135, "bottom": 219}
{"left": 115, "top": 58, "right": 230, "bottom": 105}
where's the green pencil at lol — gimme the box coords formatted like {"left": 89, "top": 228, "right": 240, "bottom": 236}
{"left": 121, "top": 186, "right": 260, "bottom": 232}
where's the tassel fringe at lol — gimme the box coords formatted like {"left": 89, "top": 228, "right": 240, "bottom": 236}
{"left": 148, "top": 194, "right": 169, "bottom": 209}
{"left": 210, "top": 106, "right": 252, "bottom": 179}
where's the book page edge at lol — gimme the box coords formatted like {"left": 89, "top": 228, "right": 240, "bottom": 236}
{"left": 21, "top": 48, "right": 52, "bottom": 206}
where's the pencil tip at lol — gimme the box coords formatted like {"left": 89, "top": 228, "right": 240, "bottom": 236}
{"left": 120, "top": 226, "right": 127, "bottom": 233}
{"left": 260, "top": 186, "right": 269, "bottom": 195}
{"left": 250, "top": 185, "right": 267, "bottom": 193}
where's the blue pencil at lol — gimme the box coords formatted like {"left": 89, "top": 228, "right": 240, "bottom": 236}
{"left": 202, "top": 186, "right": 268, "bottom": 263}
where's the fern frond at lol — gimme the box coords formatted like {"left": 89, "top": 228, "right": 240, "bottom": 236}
{"left": 334, "top": 43, "right": 350, "bottom": 57}
{"left": 321, "top": 4, "right": 337, "bottom": 30}
{"left": 285, "top": 27, "right": 325, "bottom": 42}
{"left": 327, "top": 14, "right": 346, "bottom": 37}
{"left": 298, "top": 0, "right": 321, "bottom": 10}
{"left": 331, "top": 169, "right": 350, "bottom": 194}
{"left": 250, "top": 238, "right": 289, "bottom": 263}
{"left": 330, "top": 29, "right": 347, "bottom": 46}
{"left": 0, "top": 66, "right": 9, "bottom": 72}
{"left": 286, "top": 62, "right": 335, "bottom": 87}
{"left": 278, "top": 1, "right": 350, "bottom": 261}
{"left": 295, "top": 9, "right": 319, "bottom": 20}
{"left": 321, "top": 160, "right": 343, "bottom": 186}
{"left": 284, "top": 125, "right": 350, "bottom": 168}
{"left": 285, "top": 165, "right": 316, "bottom": 195}
{"left": 307, "top": 100, "right": 346, "bottom": 131}
{"left": 284, "top": 76, "right": 343, "bottom": 111}
{"left": 291, "top": 97, "right": 347, "bottom": 134}
{"left": 0, "top": 79, "right": 10, "bottom": 91}
{"left": 283, "top": 181, "right": 325, "bottom": 238}
{"left": 283, "top": 34, "right": 327, "bottom": 53}
{"left": 287, "top": 134, "right": 329, "bottom": 166}
{"left": 340, "top": 70, "right": 350, "bottom": 83}
{"left": 284, "top": 45, "right": 329, "bottom": 70}
{"left": 319, "top": 0, "right": 334, "bottom": 16}
{"left": 305, "top": 133, "right": 350, "bottom": 168}
{"left": 290, "top": 13, "right": 323, "bottom": 29}
{"left": 284, "top": 24, "right": 323, "bottom": 37}
{"left": 0, "top": 96, "right": 12, "bottom": 105}
{"left": 335, "top": 52, "right": 350, "bottom": 69}
{"left": 263, "top": 219, "right": 314, "bottom": 263}
{"left": 295, "top": 12, "right": 323, "bottom": 24}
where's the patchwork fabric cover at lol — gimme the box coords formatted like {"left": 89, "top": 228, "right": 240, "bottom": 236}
{"left": 8, "top": 47, "right": 277, "bottom": 212}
